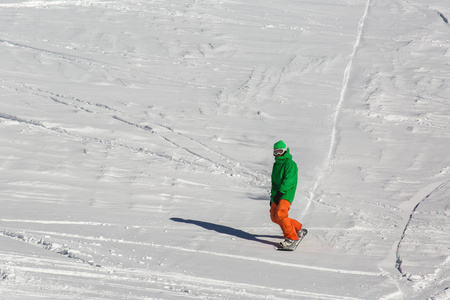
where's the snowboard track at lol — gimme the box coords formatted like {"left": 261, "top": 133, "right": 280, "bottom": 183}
{"left": 0, "top": 38, "right": 217, "bottom": 89}
{"left": 306, "top": 0, "right": 371, "bottom": 212}
{"left": 0, "top": 225, "right": 382, "bottom": 278}
{"left": 0, "top": 226, "right": 373, "bottom": 300}
{"left": 112, "top": 115, "right": 263, "bottom": 185}
{"left": 0, "top": 78, "right": 265, "bottom": 187}
{"left": 395, "top": 180, "right": 450, "bottom": 276}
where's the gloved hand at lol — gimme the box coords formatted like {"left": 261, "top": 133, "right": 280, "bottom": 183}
{"left": 273, "top": 191, "right": 283, "bottom": 205}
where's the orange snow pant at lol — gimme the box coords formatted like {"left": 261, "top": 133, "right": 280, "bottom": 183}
{"left": 270, "top": 199, "right": 302, "bottom": 240}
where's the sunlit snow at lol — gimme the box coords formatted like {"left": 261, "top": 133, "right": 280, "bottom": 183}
{"left": 1, "top": 0, "right": 449, "bottom": 299}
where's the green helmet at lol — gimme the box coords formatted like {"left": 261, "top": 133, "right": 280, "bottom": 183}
{"left": 273, "top": 140, "right": 287, "bottom": 156}
{"left": 273, "top": 140, "right": 287, "bottom": 150}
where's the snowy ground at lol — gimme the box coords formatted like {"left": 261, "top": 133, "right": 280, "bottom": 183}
{"left": 0, "top": 0, "right": 449, "bottom": 299}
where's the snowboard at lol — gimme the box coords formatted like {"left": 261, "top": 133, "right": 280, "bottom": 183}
{"left": 277, "top": 229, "right": 308, "bottom": 251}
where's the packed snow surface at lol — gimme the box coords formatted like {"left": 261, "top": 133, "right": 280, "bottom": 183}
{"left": 0, "top": 0, "right": 449, "bottom": 299}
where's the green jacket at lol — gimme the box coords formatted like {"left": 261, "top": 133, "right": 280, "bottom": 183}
{"left": 270, "top": 148, "right": 298, "bottom": 205}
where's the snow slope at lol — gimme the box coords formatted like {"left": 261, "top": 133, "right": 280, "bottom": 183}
{"left": 0, "top": 0, "right": 449, "bottom": 299}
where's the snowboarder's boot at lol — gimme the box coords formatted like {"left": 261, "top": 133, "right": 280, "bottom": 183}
{"left": 279, "top": 238, "right": 296, "bottom": 249}
{"left": 297, "top": 228, "right": 308, "bottom": 239}
{"left": 277, "top": 229, "right": 308, "bottom": 251}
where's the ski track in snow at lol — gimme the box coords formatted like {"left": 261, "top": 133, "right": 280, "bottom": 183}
{"left": 0, "top": 228, "right": 373, "bottom": 300}
{"left": 0, "top": 253, "right": 364, "bottom": 300}
{"left": 395, "top": 179, "right": 450, "bottom": 275}
{"left": 0, "top": 226, "right": 381, "bottom": 278}
{"left": 0, "top": 74, "right": 265, "bottom": 187}
{"left": 0, "top": 38, "right": 218, "bottom": 89}
{"left": 1, "top": 0, "right": 449, "bottom": 298}
{"left": 0, "top": 78, "right": 120, "bottom": 113}
{"left": 112, "top": 115, "right": 263, "bottom": 185}
{"left": 0, "top": 110, "right": 172, "bottom": 162}
{"left": 306, "top": 0, "right": 372, "bottom": 211}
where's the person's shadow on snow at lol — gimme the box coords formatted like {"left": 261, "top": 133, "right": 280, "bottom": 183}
{"left": 170, "top": 217, "right": 280, "bottom": 247}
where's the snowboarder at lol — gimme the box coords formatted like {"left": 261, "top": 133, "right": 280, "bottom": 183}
{"left": 270, "top": 140, "right": 306, "bottom": 250}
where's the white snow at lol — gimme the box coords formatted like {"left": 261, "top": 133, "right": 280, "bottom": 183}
{"left": 0, "top": 0, "right": 449, "bottom": 299}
